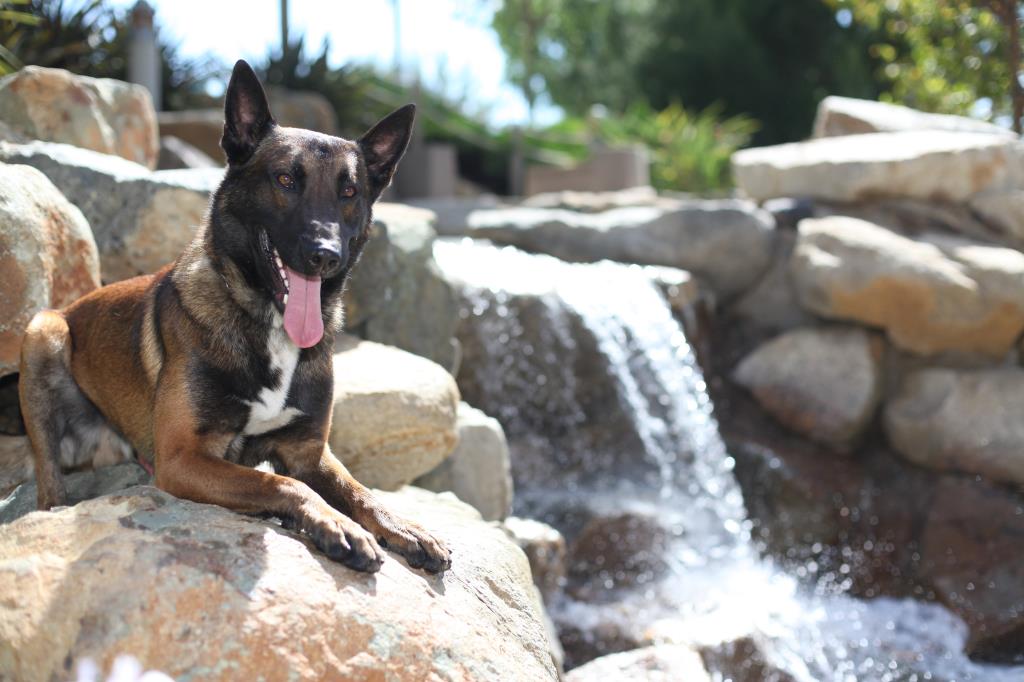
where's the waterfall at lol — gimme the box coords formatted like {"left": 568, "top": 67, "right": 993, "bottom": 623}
{"left": 435, "top": 237, "right": 1019, "bottom": 681}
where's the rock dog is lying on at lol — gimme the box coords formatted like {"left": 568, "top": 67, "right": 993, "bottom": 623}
{"left": 18, "top": 59, "right": 451, "bottom": 574}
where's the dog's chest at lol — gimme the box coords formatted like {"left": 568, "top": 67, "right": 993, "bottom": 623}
{"left": 243, "top": 326, "right": 303, "bottom": 436}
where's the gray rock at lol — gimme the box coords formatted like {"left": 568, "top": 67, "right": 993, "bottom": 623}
{"left": 790, "top": 216, "right": 1024, "bottom": 358}
{"left": 0, "top": 461, "right": 150, "bottom": 525}
{"left": 344, "top": 202, "right": 460, "bottom": 371}
{"left": 0, "top": 141, "right": 220, "bottom": 282}
{"left": 414, "top": 402, "right": 513, "bottom": 521}
{"left": 733, "top": 326, "right": 884, "bottom": 450}
{"left": 885, "top": 367, "right": 1024, "bottom": 485}
{"left": 733, "top": 131, "right": 1024, "bottom": 203}
{"left": 406, "top": 196, "right": 508, "bottom": 236}
{"left": 463, "top": 199, "right": 776, "bottom": 300}
{"left": 812, "top": 96, "right": 1016, "bottom": 139}
{"left": 729, "top": 230, "right": 816, "bottom": 333}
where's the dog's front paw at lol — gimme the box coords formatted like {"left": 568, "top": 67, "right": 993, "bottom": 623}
{"left": 367, "top": 510, "right": 452, "bottom": 574}
{"left": 294, "top": 500, "right": 386, "bottom": 573}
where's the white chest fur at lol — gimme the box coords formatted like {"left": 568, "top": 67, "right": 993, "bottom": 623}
{"left": 243, "top": 324, "right": 303, "bottom": 436}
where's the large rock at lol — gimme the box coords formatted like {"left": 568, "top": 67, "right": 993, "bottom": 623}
{"left": 414, "top": 402, "right": 513, "bottom": 521}
{"left": 0, "top": 66, "right": 158, "bottom": 169}
{"left": 0, "top": 486, "right": 558, "bottom": 681}
{"left": 732, "top": 326, "right": 883, "bottom": 450}
{"left": 790, "top": 216, "right": 1024, "bottom": 358}
{"left": 331, "top": 336, "right": 459, "bottom": 490}
{"left": 344, "top": 202, "right": 460, "bottom": 371}
{"left": 461, "top": 200, "right": 775, "bottom": 300}
{"left": 733, "top": 131, "right": 1024, "bottom": 203}
{"left": 0, "top": 141, "right": 220, "bottom": 283}
{"left": 0, "top": 163, "right": 100, "bottom": 376}
{"left": 812, "top": 96, "right": 1016, "bottom": 139}
{"left": 566, "top": 644, "right": 711, "bottom": 682}
{"left": 885, "top": 367, "right": 1024, "bottom": 485}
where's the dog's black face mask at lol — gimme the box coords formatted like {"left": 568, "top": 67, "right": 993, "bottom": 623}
{"left": 217, "top": 60, "right": 414, "bottom": 348}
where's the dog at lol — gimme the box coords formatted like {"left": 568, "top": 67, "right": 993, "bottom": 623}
{"left": 17, "top": 60, "right": 450, "bottom": 574}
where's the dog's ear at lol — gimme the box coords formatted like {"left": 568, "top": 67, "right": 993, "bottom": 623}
{"left": 358, "top": 104, "right": 416, "bottom": 201}
{"left": 221, "top": 60, "right": 275, "bottom": 165}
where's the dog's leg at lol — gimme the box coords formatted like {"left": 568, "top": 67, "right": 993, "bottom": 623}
{"left": 152, "top": 367, "right": 385, "bottom": 572}
{"left": 19, "top": 311, "right": 73, "bottom": 509}
{"left": 277, "top": 440, "right": 451, "bottom": 573}
{"left": 18, "top": 309, "right": 134, "bottom": 510}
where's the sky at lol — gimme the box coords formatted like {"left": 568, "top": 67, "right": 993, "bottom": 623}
{"left": 110, "top": 0, "right": 562, "bottom": 128}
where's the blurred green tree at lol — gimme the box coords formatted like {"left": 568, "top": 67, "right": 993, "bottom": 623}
{"left": 828, "top": 0, "right": 1022, "bottom": 132}
{"left": 493, "top": 0, "right": 880, "bottom": 144}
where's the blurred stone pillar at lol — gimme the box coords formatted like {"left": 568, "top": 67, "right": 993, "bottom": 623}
{"left": 508, "top": 125, "right": 525, "bottom": 197}
{"left": 129, "top": 1, "right": 161, "bottom": 110}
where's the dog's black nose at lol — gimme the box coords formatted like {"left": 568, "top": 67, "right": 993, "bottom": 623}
{"left": 303, "top": 242, "right": 343, "bottom": 277}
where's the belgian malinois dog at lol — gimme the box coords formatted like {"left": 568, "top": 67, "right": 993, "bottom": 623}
{"left": 17, "top": 60, "right": 450, "bottom": 574}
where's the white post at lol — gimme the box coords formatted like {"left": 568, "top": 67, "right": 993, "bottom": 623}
{"left": 128, "top": 0, "right": 161, "bottom": 110}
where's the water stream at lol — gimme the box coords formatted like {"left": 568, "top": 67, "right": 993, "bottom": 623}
{"left": 435, "top": 237, "right": 1021, "bottom": 682}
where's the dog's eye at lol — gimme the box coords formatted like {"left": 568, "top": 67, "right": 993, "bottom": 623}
{"left": 276, "top": 173, "right": 296, "bottom": 190}
{"left": 340, "top": 185, "right": 357, "bottom": 199}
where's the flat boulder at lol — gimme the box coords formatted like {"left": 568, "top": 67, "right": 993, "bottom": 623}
{"left": 0, "top": 163, "right": 100, "bottom": 377}
{"left": 0, "top": 66, "right": 158, "bottom": 169}
{"left": 733, "top": 131, "right": 1024, "bottom": 203}
{"left": 812, "top": 96, "right": 1016, "bottom": 139}
{"left": 463, "top": 199, "right": 775, "bottom": 300}
{"left": 885, "top": 367, "right": 1024, "bottom": 485}
{"left": 732, "top": 326, "right": 883, "bottom": 450}
{"left": 0, "top": 486, "right": 558, "bottom": 681}
{"left": 790, "top": 216, "right": 1024, "bottom": 358}
{"left": 0, "top": 141, "right": 220, "bottom": 282}
{"left": 331, "top": 336, "right": 459, "bottom": 490}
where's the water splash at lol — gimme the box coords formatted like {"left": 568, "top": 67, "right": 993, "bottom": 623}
{"left": 435, "top": 238, "right": 1020, "bottom": 681}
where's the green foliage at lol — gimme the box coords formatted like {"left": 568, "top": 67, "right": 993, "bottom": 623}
{"left": 0, "top": 0, "right": 39, "bottom": 74}
{"left": 0, "top": 0, "right": 219, "bottom": 109}
{"left": 827, "top": 0, "right": 1013, "bottom": 119}
{"left": 493, "top": 0, "right": 879, "bottom": 144}
{"left": 544, "top": 104, "right": 758, "bottom": 193}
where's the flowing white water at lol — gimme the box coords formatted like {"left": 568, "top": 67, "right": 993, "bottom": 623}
{"left": 435, "top": 238, "right": 1020, "bottom": 681}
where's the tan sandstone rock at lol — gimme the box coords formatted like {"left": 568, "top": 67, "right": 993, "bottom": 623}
{"left": 0, "top": 486, "right": 558, "bottom": 682}
{"left": 790, "top": 216, "right": 1024, "bottom": 358}
{"left": 733, "top": 131, "right": 1024, "bottom": 203}
{"left": 733, "top": 326, "right": 883, "bottom": 450}
{"left": 812, "top": 96, "right": 1015, "bottom": 139}
{"left": 0, "top": 163, "right": 100, "bottom": 377}
{"left": 885, "top": 367, "right": 1024, "bottom": 485}
{"left": 331, "top": 336, "right": 459, "bottom": 490}
{"left": 0, "top": 66, "right": 159, "bottom": 169}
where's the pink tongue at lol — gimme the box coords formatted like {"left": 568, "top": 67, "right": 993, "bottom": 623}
{"left": 283, "top": 266, "right": 324, "bottom": 348}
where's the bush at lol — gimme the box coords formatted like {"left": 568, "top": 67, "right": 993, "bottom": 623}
{"left": 543, "top": 103, "right": 758, "bottom": 193}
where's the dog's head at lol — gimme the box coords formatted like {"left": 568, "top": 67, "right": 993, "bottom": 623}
{"left": 215, "top": 59, "right": 414, "bottom": 348}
